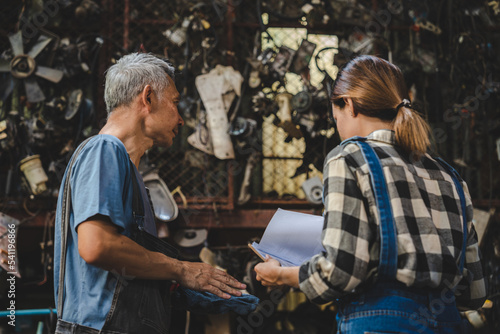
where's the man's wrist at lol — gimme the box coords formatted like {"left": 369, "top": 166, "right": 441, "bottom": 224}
{"left": 172, "top": 259, "right": 186, "bottom": 283}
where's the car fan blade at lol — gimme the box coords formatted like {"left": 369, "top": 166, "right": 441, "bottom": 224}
{"left": 0, "top": 75, "right": 15, "bottom": 100}
{"left": 28, "top": 35, "right": 53, "bottom": 59}
{"left": 9, "top": 31, "right": 24, "bottom": 57}
{"left": 24, "top": 77, "right": 45, "bottom": 102}
{"left": 36, "top": 66, "right": 63, "bottom": 83}
{"left": 0, "top": 58, "right": 10, "bottom": 72}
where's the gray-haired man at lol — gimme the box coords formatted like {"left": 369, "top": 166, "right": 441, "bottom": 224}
{"left": 54, "top": 53, "right": 247, "bottom": 333}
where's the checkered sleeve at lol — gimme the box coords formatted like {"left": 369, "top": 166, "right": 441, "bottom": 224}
{"left": 455, "top": 181, "right": 487, "bottom": 310}
{"left": 299, "top": 154, "right": 373, "bottom": 304}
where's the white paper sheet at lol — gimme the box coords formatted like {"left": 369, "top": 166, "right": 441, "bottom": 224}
{"left": 250, "top": 208, "right": 325, "bottom": 267}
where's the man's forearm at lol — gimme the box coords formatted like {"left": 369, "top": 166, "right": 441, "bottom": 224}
{"left": 77, "top": 219, "right": 246, "bottom": 298}
{"left": 78, "top": 219, "right": 184, "bottom": 280}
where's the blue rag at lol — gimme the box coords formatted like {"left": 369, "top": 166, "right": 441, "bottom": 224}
{"left": 172, "top": 287, "right": 260, "bottom": 315}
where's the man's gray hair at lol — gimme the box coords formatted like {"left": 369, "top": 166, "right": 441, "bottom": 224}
{"left": 104, "top": 52, "right": 175, "bottom": 115}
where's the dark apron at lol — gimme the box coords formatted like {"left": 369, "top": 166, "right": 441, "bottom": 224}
{"left": 336, "top": 137, "right": 470, "bottom": 334}
{"left": 56, "top": 139, "right": 179, "bottom": 334}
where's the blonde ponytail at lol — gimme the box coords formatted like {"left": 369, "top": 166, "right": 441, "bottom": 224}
{"left": 331, "top": 55, "right": 432, "bottom": 157}
{"left": 392, "top": 107, "right": 431, "bottom": 158}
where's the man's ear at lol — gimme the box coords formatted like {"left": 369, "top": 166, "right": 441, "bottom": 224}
{"left": 140, "top": 85, "right": 153, "bottom": 110}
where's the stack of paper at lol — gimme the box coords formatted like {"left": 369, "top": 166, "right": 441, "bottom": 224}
{"left": 249, "top": 208, "right": 325, "bottom": 267}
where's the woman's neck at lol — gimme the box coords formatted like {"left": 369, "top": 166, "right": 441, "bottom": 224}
{"left": 354, "top": 113, "right": 393, "bottom": 137}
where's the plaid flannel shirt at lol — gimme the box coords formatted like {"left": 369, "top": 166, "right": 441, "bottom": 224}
{"left": 299, "top": 130, "right": 487, "bottom": 309}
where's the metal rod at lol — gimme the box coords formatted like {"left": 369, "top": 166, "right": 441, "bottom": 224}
{"left": 226, "top": 0, "right": 235, "bottom": 66}
{"left": 227, "top": 161, "right": 234, "bottom": 210}
{"left": 124, "top": 0, "right": 130, "bottom": 50}
{"left": 0, "top": 309, "right": 55, "bottom": 318}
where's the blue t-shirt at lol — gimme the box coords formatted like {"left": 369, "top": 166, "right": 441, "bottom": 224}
{"left": 54, "top": 135, "right": 157, "bottom": 330}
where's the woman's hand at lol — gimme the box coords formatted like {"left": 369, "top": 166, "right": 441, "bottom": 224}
{"left": 254, "top": 255, "right": 283, "bottom": 287}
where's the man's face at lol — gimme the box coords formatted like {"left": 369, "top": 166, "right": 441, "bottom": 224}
{"left": 148, "top": 76, "right": 184, "bottom": 147}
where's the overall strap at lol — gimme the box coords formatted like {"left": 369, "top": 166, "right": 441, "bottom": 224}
{"left": 57, "top": 136, "right": 94, "bottom": 319}
{"left": 434, "top": 157, "right": 468, "bottom": 273}
{"left": 341, "top": 137, "right": 398, "bottom": 281}
{"left": 129, "top": 160, "right": 145, "bottom": 230}
{"left": 128, "top": 161, "right": 180, "bottom": 258}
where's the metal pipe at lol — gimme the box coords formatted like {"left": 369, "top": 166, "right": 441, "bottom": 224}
{"left": 226, "top": 0, "right": 235, "bottom": 66}
{"left": 228, "top": 160, "right": 234, "bottom": 210}
{"left": 0, "top": 308, "right": 55, "bottom": 317}
{"left": 124, "top": 0, "right": 130, "bottom": 50}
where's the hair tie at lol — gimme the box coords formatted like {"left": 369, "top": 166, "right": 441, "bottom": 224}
{"left": 396, "top": 99, "right": 412, "bottom": 112}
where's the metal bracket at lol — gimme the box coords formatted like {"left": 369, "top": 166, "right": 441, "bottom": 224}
{"left": 194, "top": 65, "right": 243, "bottom": 160}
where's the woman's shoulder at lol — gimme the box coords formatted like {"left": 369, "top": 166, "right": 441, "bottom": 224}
{"left": 324, "top": 142, "right": 364, "bottom": 168}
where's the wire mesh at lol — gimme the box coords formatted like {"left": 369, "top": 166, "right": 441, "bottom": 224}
{"left": 110, "top": 0, "right": 339, "bottom": 207}
{"left": 259, "top": 27, "right": 337, "bottom": 199}
{"left": 2, "top": 0, "right": 499, "bottom": 208}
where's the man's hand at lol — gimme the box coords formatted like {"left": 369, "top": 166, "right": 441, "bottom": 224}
{"left": 177, "top": 262, "right": 246, "bottom": 299}
{"left": 77, "top": 217, "right": 248, "bottom": 298}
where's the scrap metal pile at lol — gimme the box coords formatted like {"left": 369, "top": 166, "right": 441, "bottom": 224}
{"left": 1, "top": 0, "right": 500, "bottom": 331}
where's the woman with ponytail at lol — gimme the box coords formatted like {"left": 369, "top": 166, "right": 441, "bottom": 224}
{"left": 255, "top": 55, "right": 486, "bottom": 333}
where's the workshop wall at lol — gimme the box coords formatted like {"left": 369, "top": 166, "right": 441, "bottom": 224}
{"left": 1, "top": 0, "right": 500, "bottom": 333}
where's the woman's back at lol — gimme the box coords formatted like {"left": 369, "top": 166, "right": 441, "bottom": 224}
{"left": 323, "top": 129, "right": 485, "bottom": 309}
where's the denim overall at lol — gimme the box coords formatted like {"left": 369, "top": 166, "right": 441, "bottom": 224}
{"left": 336, "top": 137, "right": 470, "bottom": 334}
{"left": 56, "top": 138, "right": 178, "bottom": 334}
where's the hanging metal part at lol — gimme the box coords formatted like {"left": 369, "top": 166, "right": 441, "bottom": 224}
{"left": 193, "top": 65, "right": 243, "bottom": 160}
{"left": 291, "top": 91, "right": 313, "bottom": 113}
{"left": 415, "top": 19, "right": 442, "bottom": 35}
{"left": 26, "top": 116, "right": 47, "bottom": 145}
{"left": 271, "top": 46, "right": 295, "bottom": 78}
{"left": 490, "top": 1, "right": 500, "bottom": 15}
{"left": 276, "top": 93, "right": 293, "bottom": 122}
{"left": 0, "top": 119, "right": 15, "bottom": 150}
{"left": 142, "top": 171, "right": 179, "bottom": 222}
{"left": 19, "top": 154, "right": 49, "bottom": 195}
{"left": 24, "top": 77, "right": 45, "bottom": 103}
{"left": 0, "top": 76, "right": 15, "bottom": 101}
{"left": 248, "top": 70, "right": 261, "bottom": 88}
{"left": 229, "top": 117, "right": 257, "bottom": 138}
{"left": 0, "top": 58, "right": 10, "bottom": 72}
{"left": 173, "top": 228, "right": 208, "bottom": 248}
{"left": 75, "top": 0, "right": 101, "bottom": 22}
{"left": 35, "top": 66, "right": 64, "bottom": 83}
{"left": 0, "top": 120, "right": 6, "bottom": 135}
{"left": 187, "top": 108, "right": 214, "bottom": 155}
{"left": 301, "top": 176, "right": 323, "bottom": 205}
{"left": 237, "top": 151, "right": 260, "bottom": 205}
{"left": 163, "top": 18, "right": 191, "bottom": 46}
{"left": 290, "top": 39, "right": 317, "bottom": 75}
{"left": 65, "top": 89, "right": 83, "bottom": 120}
{"left": 27, "top": 35, "right": 53, "bottom": 59}
{"left": 497, "top": 137, "right": 500, "bottom": 161}
{"left": 275, "top": 93, "right": 303, "bottom": 139}
{"left": 8, "top": 31, "right": 24, "bottom": 57}
{"left": 171, "top": 186, "right": 188, "bottom": 209}
{"left": 1, "top": 31, "right": 63, "bottom": 102}
{"left": 10, "top": 55, "right": 36, "bottom": 79}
